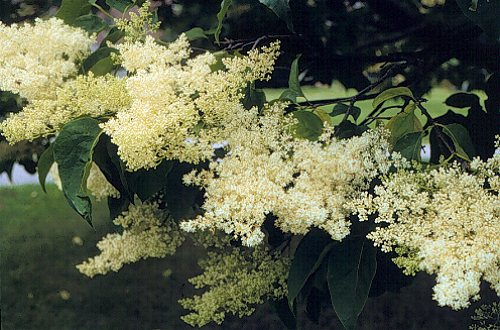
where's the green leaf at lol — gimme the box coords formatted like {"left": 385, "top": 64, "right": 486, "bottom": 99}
{"left": 271, "top": 298, "right": 297, "bottom": 330}
{"left": 53, "top": 118, "right": 103, "bottom": 225}
{"left": 89, "top": 56, "right": 116, "bottom": 76}
{"left": 163, "top": 163, "right": 201, "bottom": 219}
{"left": 330, "top": 103, "right": 361, "bottom": 121}
{"left": 327, "top": 239, "right": 377, "bottom": 330}
{"left": 126, "top": 161, "right": 173, "bottom": 202}
{"left": 288, "top": 229, "right": 334, "bottom": 308}
{"left": 215, "top": 0, "right": 233, "bottom": 44}
{"left": 280, "top": 55, "right": 305, "bottom": 102}
{"left": 102, "top": 27, "right": 124, "bottom": 44}
{"left": 243, "top": 83, "right": 266, "bottom": 110}
{"left": 37, "top": 144, "right": 54, "bottom": 193}
{"left": 385, "top": 105, "right": 423, "bottom": 145}
{"left": 105, "top": 0, "right": 133, "bottom": 12}
{"left": 372, "top": 87, "right": 414, "bottom": 109}
{"left": 335, "top": 121, "right": 368, "bottom": 139}
{"left": 258, "top": 0, "right": 294, "bottom": 32}
{"left": 441, "top": 123, "right": 475, "bottom": 160}
{"left": 291, "top": 110, "right": 324, "bottom": 140}
{"left": 82, "top": 47, "right": 118, "bottom": 73}
{"left": 56, "top": 0, "right": 91, "bottom": 25}
{"left": 74, "top": 14, "right": 108, "bottom": 33}
{"left": 393, "top": 131, "right": 423, "bottom": 161}
{"left": 185, "top": 27, "right": 208, "bottom": 41}
{"left": 456, "top": 0, "right": 500, "bottom": 41}
{"left": 445, "top": 92, "right": 480, "bottom": 109}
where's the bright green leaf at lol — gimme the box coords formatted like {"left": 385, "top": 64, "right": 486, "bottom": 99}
{"left": 372, "top": 87, "right": 414, "bottom": 109}
{"left": 215, "top": 0, "right": 233, "bottom": 44}
{"left": 292, "top": 110, "right": 324, "bottom": 140}
{"left": 327, "top": 239, "right": 377, "bottom": 330}
{"left": 37, "top": 144, "right": 54, "bottom": 193}
{"left": 185, "top": 27, "right": 208, "bottom": 41}
{"left": 74, "top": 14, "right": 108, "bottom": 33}
{"left": 89, "top": 56, "right": 116, "bottom": 76}
{"left": 385, "top": 105, "right": 423, "bottom": 145}
{"left": 53, "top": 118, "right": 103, "bottom": 225}
{"left": 288, "top": 229, "right": 334, "bottom": 308}
{"left": 258, "top": 0, "right": 294, "bottom": 32}
{"left": 56, "top": 0, "right": 91, "bottom": 25}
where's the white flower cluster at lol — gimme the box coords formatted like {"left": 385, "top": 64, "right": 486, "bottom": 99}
{"left": 0, "top": 18, "right": 93, "bottom": 101}
{"left": 182, "top": 111, "right": 392, "bottom": 246}
{"left": 77, "top": 202, "right": 184, "bottom": 277}
{"left": 350, "top": 156, "right": 500, "bottom": 310}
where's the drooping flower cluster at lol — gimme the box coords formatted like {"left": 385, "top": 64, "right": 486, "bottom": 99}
{"left": 179, "top": 246, "right": 289, "bottom": 327}
{"left": 77, "top": 202, "right": 184, "bottom": 277}
{"left": 350, "top": 155, "right": 500, "bottom": 310}
{"left": 182, "top": 124, "right": 391, "bottom": 246}
{"left": 0, "top": 18, "right": 93, "bottom": 101}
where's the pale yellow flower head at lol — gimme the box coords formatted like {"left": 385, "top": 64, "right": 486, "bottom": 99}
{"left": 0, "top": 18, "right": 94, "bottom": 101}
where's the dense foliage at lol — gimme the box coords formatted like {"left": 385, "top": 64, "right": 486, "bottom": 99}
{"left": 0, "top": 0, "right": 499, "bottom": 328}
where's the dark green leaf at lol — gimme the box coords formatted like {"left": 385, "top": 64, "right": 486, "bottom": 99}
{"left": 74, "top": 14, "right": 108, "bottom": 33}
{"left": 258, "top": 0, "right": 294, "bottom": 32}
{"left": 393, "top": 131, "right": 423, "bottom": 161}
{"left": 288, "top": 229, "right": 333, "bottom": 308}
{"left": 56, "top": 0, "right": 91, "bottom": 25}
{"left": 108, "top": 194, "right": 130, "bottom": 220}
{"left": 82, "top": 47, "right": 118, "bottom": 74}
{"left": 335, "top": 121, "right": 368, "bottom": 139}
{"left": 330, "top": 103, "right": 361, "bottom": 121}
{"left": 327, "top": 239, "right": 377, "bottom": 330}
{"left": 441, "top": 123, "right": 475, "bottom": 160}
{"left": 485, "top": 73, "right": 500, "bottom": 114}
{"left": 271, "top": 298, "right": 297, "bottom": 330}
{"left": 372, "top": 87, "right": 414, "bottom": 109}
{"left": 456, "top": 0, "right": 500, "bottom": 41}
{"left": 37, "top": 144, "right": 54, "bottom": 193}
{"left": 291, "top": 110, "right": 324, "bottom": 140}
{"left": 163, "top": 163, "right": 201, "bottom": 219}
{"left": 185, "top": 27, "right": 208, "bottom": 41}
{"left": 243, "top": 83, "right": 266, "bottom": 110}
{"left": 53, "top": 118, "right": 103, "bottom": 225}
{"left": 215, "top": 0, "right": 233, "bottom": 44}
{"left": 445, "top": 92, "right": 480, "bottom": 109}
{"left": 102, "top": 28, "right": 124, "bottom": 44}
{"left": 126, "top": 161, "right": 173, "bottom": 202}
{"left": 105, "top": 0, "right": 133, "bottom": 12}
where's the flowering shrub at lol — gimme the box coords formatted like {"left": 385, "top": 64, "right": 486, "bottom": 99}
{"left": 0, "top": 0, "right": 498, "bottom": 328}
